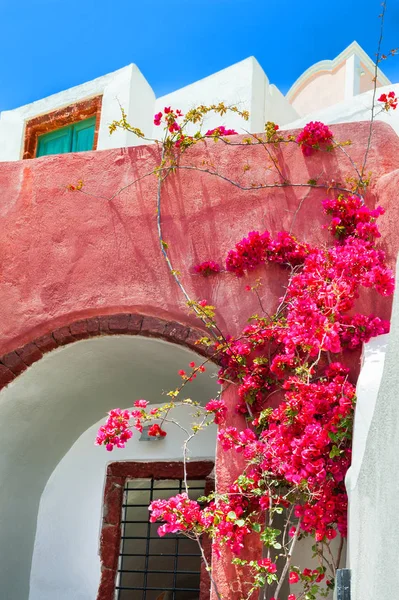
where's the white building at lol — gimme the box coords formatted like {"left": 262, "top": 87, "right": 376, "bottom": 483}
{"left": 0, "top": 41, "right": 395, "bottom": 163}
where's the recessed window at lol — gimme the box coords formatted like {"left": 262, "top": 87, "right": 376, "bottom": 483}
{"left": 23, "top": 95, "right": 102, "bottom": 159}
{"left": 116, "top": 477, "right": 206, "bottom": 600}
{"left": 36, "top": 116, "right": 96, "bottom": 157}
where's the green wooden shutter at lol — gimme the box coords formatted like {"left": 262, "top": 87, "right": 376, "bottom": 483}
{"left": 37, "top": 125, "right": 73, "bottom": 157}
{"left": 72, "top": 117, "right": 96, "bottom": 152}
{"left": 36, "top": 117, "right": 96, "bottom": 157}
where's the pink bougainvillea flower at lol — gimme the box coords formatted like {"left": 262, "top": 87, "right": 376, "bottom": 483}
{"left": 193, "top": 260, "right": 221, "bottom": 276}
{"left": 153, "top": 111, "right": 163, "bottom": 126}
{"left": 378, "top": 91, "right": 398, "bottom": 110}
{"left": 133, "top": 399, "right": 149, "bottom": 408}
{"left": 205, "top": 126, "right": 238, "bottom": 137}
{"left": 148, "top": 423, "right": 167, "bottom": 437}
{"left": 289, "top": 572, "right": 300, "bottom": 584}
{"left": 96, "top": 132, "right": 395, "bottom": 594}
{"left": 205, "top": 399, "right": 228, "bottom": 425}
{"left": 296, "top": 121, "right": 333, "bottom": 155}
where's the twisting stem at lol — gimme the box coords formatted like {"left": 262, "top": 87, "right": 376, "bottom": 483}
{"left": 361, "top": 0, "right": 387, "bottom": 177}
{"left": 336, "top": 535, "right": 344, "bottom": 571}
{"left": 274, "top": 518, "right": 302, "bottom": 599}
{"left": 155, "top": 151, "right": 218, "bottom": 338}
{"left": 195, "top": 533, "right": 222, "bottom": 600}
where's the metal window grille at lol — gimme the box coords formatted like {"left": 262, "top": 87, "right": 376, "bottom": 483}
{"left": 116, "top": 477, "right": 206, "bottom": 600}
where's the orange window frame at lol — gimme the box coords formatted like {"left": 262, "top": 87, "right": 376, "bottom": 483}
{"left": 23, "top": 95, "right": 102, "bottom": 159}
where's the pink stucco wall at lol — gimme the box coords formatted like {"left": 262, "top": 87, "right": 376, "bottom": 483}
{"left": 290, "top": 63, "right": 346, "bottom": 117}
{"left": 1, "top": 121, "right": 399, "bottom": 597}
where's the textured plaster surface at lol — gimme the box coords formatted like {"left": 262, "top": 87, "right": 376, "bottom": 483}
{"left": 0, "top": 122, "right": 398, "bottom": 360}
{"left": 0, "top": 122, "right": 398, "bottom": 599}
{"left": 346, "top": 260, "right": 399, "bottom": 600}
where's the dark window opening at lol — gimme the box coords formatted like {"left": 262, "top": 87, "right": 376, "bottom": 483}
{"left": 116, "top": 477, "right": 206, "bottom": 600}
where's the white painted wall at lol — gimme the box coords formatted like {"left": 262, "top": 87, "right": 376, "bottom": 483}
{"left": 97, "top": 64, "right": 155, "bottom": 150}
{"left": 1, "top": 43, "right": 396, "bottom": 162}
{"left": 344, "top": 54, "right": 361, "bottom": 100}
{"left": 345, "top": 260, "right": 399, "bottom": 600}
{"left": 283, "top": 83, "right": 399, "bottom": 137}
{"left": 0, "top": 335, "right": 218, "bottom": 600}
{"left": 0, "top": 64, "right": 155, "bottom": 161}
{"left": 153, "top": 57, "right": 298, "bottom": 139}
{"left": 0, "top": 57, "right": 299, "bottom": 162}
{"left": 29, "top": 405, "right": 216, "bottom": 600}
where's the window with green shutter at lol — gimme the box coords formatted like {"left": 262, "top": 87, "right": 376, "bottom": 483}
{"left": 36, "top": 116, "right": 96, "bottom": 157}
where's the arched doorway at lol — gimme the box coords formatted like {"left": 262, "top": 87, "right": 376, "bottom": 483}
{"left": 0, "top": 329, "right": 218, "bottom": 600}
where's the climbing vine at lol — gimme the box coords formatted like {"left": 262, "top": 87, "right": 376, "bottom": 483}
{"left": 87, "top": 14, "right": 399, "bottom": 598}
{"left": 91, "top": 91, "right": 397, "bottom": 600}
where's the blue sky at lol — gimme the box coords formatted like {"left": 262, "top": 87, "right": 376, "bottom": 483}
{"left": 0, "top": 0, "right": 398, "bottom": 113}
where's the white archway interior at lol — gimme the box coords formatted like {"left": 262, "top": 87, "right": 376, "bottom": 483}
{"left": 0, "top": 335, "right": 218, "bottom": 600}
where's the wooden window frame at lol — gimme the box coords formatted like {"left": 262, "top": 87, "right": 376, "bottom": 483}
{"left": 23, "top": 95, "right": 102, "bottom": 159}
{"left": 97, "top": 461, "right": 214, "bottom": 600}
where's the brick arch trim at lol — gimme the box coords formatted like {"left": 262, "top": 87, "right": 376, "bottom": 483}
{"left": 0, "top": 313, "right": 215, "bottom": 391}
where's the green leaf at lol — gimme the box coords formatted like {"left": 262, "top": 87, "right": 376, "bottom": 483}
{"left": 256, "top": 575, "right": 266, "bottom": 586}
{"left": 329, "top": 445, "right": 341, "bottom": 458}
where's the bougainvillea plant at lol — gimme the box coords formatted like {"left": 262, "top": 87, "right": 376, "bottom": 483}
{"left": 91, "top": 86, "right": 397, "bottom": 600}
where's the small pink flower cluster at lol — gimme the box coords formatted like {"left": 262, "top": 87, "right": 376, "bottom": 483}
{"left": 154, "top": 106, "right": 183, "bottom": 132}
{"left": 95, "top": 408, "right": 133, "bottom": 451}
{"left": 96, "top": 400, "right": 167, "bottom": 450}
{"left": 205, "top": 125, "right": 238, "bottom": 136}
{"left": 322, "top": 194, "right": 384, "bottom": 241}
{"left": 205, "top": 398, "right": 228, "bottom": 424}
{"left": 149, "top": 493, "right": 202, "bottom": 536}
{"left": 149, "top": 487, "right": 253, "bottom": 555}
{"left": 257, "top": 558, "right": 277, "bottom": 574}
{"left": 296, "top": 121, "right": 333, "bottom": 156}
{"left": 193, "top": 260, "right": 221, "bottom": 276}
{"left": 289, "top": 568, "right": 324, "bottom": 584}
{"left": 204, "top": 490, "right": 253, "bottom": 555}
{"left": 340, "top": 313, "right": 389, "bottom": 349}
{"left": 378, "top": 91, "right": 398, "bottom": 110}
{"left": 225, "top": 230, "right": 310, "bottom": 276}
{"left": 147, "top": 423, "right": 167, "bottom": 437}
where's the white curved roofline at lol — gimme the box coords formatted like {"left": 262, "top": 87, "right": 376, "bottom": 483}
{"left": 286, "top": 41, "right": 391, "bottom": 101}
